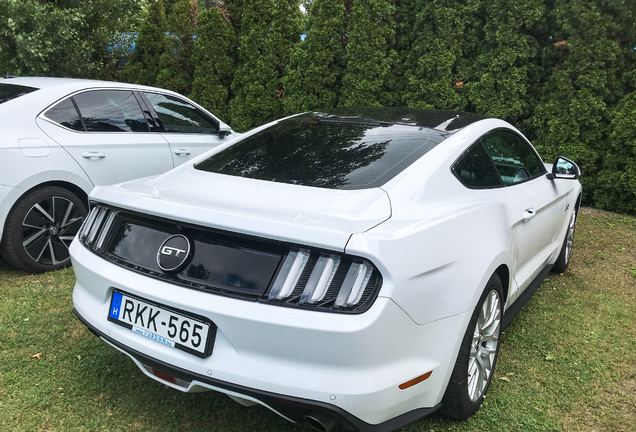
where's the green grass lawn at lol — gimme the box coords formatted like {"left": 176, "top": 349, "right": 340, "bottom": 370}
{"left": 1, "top": 208, "right": 635, "bottom": 432}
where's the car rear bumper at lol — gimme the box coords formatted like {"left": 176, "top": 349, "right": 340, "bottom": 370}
{"left": 71, "top": 240, "right": 467, "bottom": 429}
{"left": 74, "top": 307, "right": 440, "bottom": 432}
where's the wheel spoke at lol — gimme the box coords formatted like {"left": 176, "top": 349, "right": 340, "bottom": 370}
{"left": 23, "top": 222, "right": 45, "bottom": 230}
{"left": 481, "top": 345, "right": 497, "bottom": 357}
{"left": 474, "top": 356, "right": 486, "bottom": 394}
{"left": 478, "top": 302, "right": 487, "bottom": 332}
{"left": 476, "top": 350, "right": 489, "bottom": 373}
{"left": 22, "top": 228, "right": 47, "bottom": 247}
{"left": 482, "top": 294, "right": 495, "bottom": 329}
{"left": 34, "top": 203, "right": 55, "bottom": 223}
{"left": 61, "top": 216, "right": 83, "bottom": 230}
{"left": 61, "top": 201, "right": 74, "bottom": 227}
{"left": 48, "top": 238, "right": 58, "bottom": 264}
{"left": 481, "top": 333, "right": 499, "bottom": 343}
{"left": 467, "top": 358, "right": 479, "bottom": 399}
{"left": 35, "top": 238, "right": 51, "bottom": 262}
{"left": 24, "top": 234, "right": 48, "bottom": 262}
{"left": 51, "top": 238, "right": 70, "bottom": 263}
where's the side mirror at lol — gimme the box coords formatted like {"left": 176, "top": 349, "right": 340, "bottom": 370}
{"left": 547, "top": 156, "right": 580, "bottom": 180}
{"left": 218, "top": 123, "right": 232, "bottom": 139}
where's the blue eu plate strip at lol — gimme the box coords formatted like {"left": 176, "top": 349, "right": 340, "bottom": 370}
{"left": 109, "top": 292, "right": 123, "bottom": 320}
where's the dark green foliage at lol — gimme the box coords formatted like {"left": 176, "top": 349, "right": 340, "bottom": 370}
{"left": 596, "top": 89, "right": 636, "bottom": 214}
{"left": 383, "top": 0, "right": 417, "bottom": 107}
{"left": 122, "top": 0, "right": 169, "bottom": 86}
{"left": 339, "top": 0, "right": 396, "bottom": 107}
{"left": 0, "top": 0, "right": 143, "bottom": 79}
{"left": 189, "top": 5, "right": 236, "bottom": 122}
{"left": 467, "top": 0, "right": 544, "bottom": 122}
{"left": 229, "top": 0, "right": 302, "bottom": 132}
{"left": 402, "top": 0, "right": 479, "bottom": 110}
{"left": 163, "top": 0, "right": 180, "bottom": 15}
{"left": 283, "top": 0, "right": 346, "bottom": 114}
{"left": 155, "top": 0, "right": 198, "bottom": 95}
{"left": 224, "top": 0, "right": 244, "bottom": 35}
{"left": 4, "top": 0, "right": 636, "bottom": 215}
{"left": 528, "top": 0, "right": 629, "bottom": 199}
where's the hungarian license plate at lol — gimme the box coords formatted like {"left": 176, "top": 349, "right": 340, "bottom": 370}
{"left": 107, "top": 290, "right": 216, "bottom": 358}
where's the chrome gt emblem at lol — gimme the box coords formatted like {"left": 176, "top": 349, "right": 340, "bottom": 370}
{"left": 157, "top": 234, "right": 192, "bottom": 272}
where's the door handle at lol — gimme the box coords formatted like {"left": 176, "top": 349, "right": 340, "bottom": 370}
{"left": 81, "top": 152, "right": 105, "bottom": 160}
{"left": 522, "top": 208, "right": 536, "bottom": 222}
{"left": 173, "top": 149, "right": 191, "bottom": 156}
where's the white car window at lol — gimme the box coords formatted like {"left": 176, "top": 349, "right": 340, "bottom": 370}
{"left": 452, "top": 143, "right": 503, "bottom": 189}
{"left": 143, "top": 92, "right": 218, "bottom": 134}
{"left": 43, "top": 98, "right": 84, "bottom": 131}
{"left": 73, "top": 90, "right": 149, "bottom": 133}
{"left": 480, "top": 130, "right": 546, "bottom": 186}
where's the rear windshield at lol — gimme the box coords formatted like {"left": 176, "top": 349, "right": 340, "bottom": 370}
{"left": 0, "top": 83, "right": 38, "bottom": 104}
{"left": 195, "top": 114, "right": 448, "bottom": 190}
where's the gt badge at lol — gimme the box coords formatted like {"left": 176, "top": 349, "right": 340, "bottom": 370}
{"left": 157, "top": 234, "right": 192, "bottom": 272}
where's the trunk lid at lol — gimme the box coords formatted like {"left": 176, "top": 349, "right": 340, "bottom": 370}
{"left": 90, "top": 167, "right": 392, "bottom": 251}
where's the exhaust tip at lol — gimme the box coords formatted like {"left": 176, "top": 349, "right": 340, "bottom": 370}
{"left": 304, "top": 411, "right": 338, "bottom": 432}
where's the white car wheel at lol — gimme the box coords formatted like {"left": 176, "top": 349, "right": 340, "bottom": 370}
{"left": 552, "top": 207, "right": 578, "bottom": 273}
{"left": 441, "top": 273, "right": 502, "bottom": 419}
{"left": 1, "top": 186, "right": 86, "bottom": 272}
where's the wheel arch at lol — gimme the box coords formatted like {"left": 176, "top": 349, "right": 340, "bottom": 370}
{"left": 1, "top": 177, "right": 92, "bottom": 243}
{"left": 493, "top": 264, "right": 510, "bottom": 306}
{"left": 30, "top": 180, "right": 90, "bottom": 208}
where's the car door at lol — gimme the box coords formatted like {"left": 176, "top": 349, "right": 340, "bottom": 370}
{"left": 141, "top": 91, "right": 227, "bottom": 166}
{"left": 37, "top": 89, "right": 174, "bottom": 186}
{"left": 480, "top": 130, "right": 566, "bottom": 301}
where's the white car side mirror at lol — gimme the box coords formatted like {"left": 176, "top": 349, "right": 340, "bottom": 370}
{"left": 547, "top": 156, "right": 580, "bottom": 180}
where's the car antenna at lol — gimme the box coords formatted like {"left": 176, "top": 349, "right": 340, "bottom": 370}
{"left": 2, "top": 71, "right": 16, "bottom": 79}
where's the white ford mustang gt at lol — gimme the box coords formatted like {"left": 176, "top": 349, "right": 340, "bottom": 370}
{"left": 71, "top": 107, "right": 581, "bottom": 432}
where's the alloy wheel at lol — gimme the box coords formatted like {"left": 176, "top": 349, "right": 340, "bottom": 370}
{"left": 564, "top": 212, "right": 577, "bottom": 265}
{"left": 467, "top": 289, "right": 501, "bottom": 402}
{"left": 21, "top": 196, "right": 84, "bottom": 266}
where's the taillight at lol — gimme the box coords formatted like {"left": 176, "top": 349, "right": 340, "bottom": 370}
{"left": 267, "top": 247, "right": 381, "bottom": 313}
{"left": 78, "top": 205, "right": 117, "bottom": 251}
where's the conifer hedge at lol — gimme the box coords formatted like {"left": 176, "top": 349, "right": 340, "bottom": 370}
{"left": 6, "top": 0, "right": 632, "bottom": 214}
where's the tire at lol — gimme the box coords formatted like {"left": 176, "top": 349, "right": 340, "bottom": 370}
{"left": 0, "top": 186, "right": 87, "bottom": 273}
{"left": 551, "top": 208, "right": 578, "bottom": 274}
{"left": 440, "top": 273, "right": 503, "bottom": 420}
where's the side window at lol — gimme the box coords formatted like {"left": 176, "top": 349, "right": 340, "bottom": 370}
{"left": 73, "top": 90, "right": 149, "bottom": 133}
{"left": 43, "top": 98, "right": 84, "bottom": 131}
{"left": 143, "top": 92, "right": 218, "bottom": 134}
{"left": 452, "top": 143, "right": 503, "bottom": 189}
{"left": 480, "top": 130, "right": 546, "bottom": 185}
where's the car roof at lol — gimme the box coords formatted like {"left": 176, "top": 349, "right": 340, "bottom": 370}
{"left": 0, "top": 76, "right": 150, "bottom": 92}
{"left": 310, "top": 107, "right": 487, "bottom": 135}
{"left": 194, "top": 107, "right": 490, "bottom": 190}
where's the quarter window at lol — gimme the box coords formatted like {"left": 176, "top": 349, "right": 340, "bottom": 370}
{"left": 43, "top": 98, "right": 84, "bottom": 132}
{"left": 73, "top": 90, "right": 149, "bottom": 132}
{"left": 0, "top": 83, "right": 38, "bottom": 104}
{"left": 143, "top": 92, "right": 218, "bottom": 134}
{"left": 480, "top": 130, "right": 546, "bottom": 185}
{"left": 452, "top": 143, "right": 503, "bottom": 189}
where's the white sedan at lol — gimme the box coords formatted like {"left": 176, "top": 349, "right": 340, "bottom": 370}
{"left": 0, "top": 77, "right": 236, "bottom": 272}
{"left": 70, "top": 107, "right": 581, "bottom": 432}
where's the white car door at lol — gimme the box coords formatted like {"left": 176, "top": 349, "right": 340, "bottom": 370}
{"left": 38, "top": 89, "right": 174, "bottom": 186}
{"left": 480, "top": 130, "right": 566, "bottom": 302}
{"left": 141, "top": 92, "right": 228, "bottom": 166}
